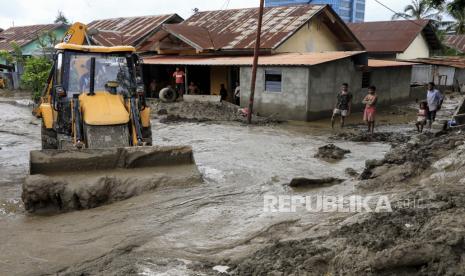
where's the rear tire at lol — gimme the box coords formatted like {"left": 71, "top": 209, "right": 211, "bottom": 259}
{"left": 41, "top": 123, "right": 58, "bottom": 149}
{"left": 142, "top": 127, "right": 152, "bottom": 146}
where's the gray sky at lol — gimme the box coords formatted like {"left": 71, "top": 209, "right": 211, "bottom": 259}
{"left": 0, "top": 0, "right": 410, "bottom": 29}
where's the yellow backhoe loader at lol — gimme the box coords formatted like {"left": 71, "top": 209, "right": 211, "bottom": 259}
{"left": 22, "top": 23, "right": 200, "bottom": 212}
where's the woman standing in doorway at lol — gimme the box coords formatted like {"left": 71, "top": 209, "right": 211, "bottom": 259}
{"left": 363, "top": 86, "right": 378, "bottom": 134}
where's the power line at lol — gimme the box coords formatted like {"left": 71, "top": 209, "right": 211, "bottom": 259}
{"left": 225, "top": 0, "right": 231, "bottom": 9}
{"left": 220, "top": 0, "right": 231, "bottom": 10}
{"left": 373, "top": 0, "right": 425, "bottom": 27}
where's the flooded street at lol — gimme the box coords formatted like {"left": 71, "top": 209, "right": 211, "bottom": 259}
{"left": 0, "top": 99, "right": 392, "bottom": 275}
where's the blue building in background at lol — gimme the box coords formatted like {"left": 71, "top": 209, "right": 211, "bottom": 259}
{"left": 265, "top": 0, "right": 365, "bottom": 23}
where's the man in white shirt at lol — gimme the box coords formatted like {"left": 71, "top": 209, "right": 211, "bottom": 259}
{"left": 426, "top": 82, "right": 444, "bottom": 127}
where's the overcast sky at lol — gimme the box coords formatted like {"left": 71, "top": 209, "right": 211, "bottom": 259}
{"left": 0, "top": 0, "right": 411, "bottom": 29}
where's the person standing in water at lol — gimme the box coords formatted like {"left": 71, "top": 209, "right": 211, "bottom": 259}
{"left": 363, "top": 86, "right": 378, "bottom": 134}
{"left": 331, "top": 83, "right": 352, "bottom": 129}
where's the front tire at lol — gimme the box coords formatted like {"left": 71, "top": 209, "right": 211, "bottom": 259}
{"left": 41, "top": 123, "right": 58, "bottom": 149}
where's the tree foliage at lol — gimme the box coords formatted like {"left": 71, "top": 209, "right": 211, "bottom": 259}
{"left": 36, "top": 30, "right": 59, "bottom": 57}
{"left": 443, "top": 8, "right": 465, "bottom": 34}
{"left": 54, "top": 10, "right": 70, "bottom": 25}
{"left": 392, "top": 0, "right": 441, "bottom": 20}
{"left": 21, "top": 57, "right": 52, "bottom": 99}
{"left": 0, "top": 42, "right": 24, "bottom": 66}
{"left": 0, "top": 50, "right": 13, "bottom": 64}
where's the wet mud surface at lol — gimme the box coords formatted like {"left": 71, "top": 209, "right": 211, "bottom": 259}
{"left": 0, "top": 98, "right": 394, "bottom": 275}
{"left": 231, "top": 131, "right": 465, "bottom": 275}
{"left": 1, "top": 95, "right": 462, "bottom": 275}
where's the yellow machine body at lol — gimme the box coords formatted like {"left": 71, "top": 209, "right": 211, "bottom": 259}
{"left": 79, "top": 92, "right": 130, "bottom": 126}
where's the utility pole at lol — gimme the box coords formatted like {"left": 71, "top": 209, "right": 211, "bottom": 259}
{"left": 247, "top": 0, "right": 265, "bottom": 124}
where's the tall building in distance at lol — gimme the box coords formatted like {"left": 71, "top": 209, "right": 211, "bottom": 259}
{"left": 265, "top": 0, "right": 365, "bottom": 23}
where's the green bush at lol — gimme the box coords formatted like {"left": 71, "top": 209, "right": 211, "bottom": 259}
{"left": 21, "top": 56, "right": 52, "bottom": 101}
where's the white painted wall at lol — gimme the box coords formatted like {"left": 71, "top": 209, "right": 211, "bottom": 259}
{"left": 397, "top": 33, "right": 430, "bottom": 60}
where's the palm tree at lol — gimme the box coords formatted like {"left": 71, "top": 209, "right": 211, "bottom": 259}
{"left": 442, "top": 8, "right": 465, "bottom": 34}
{"left": 427, "top": 0, "right": 465, "bottom": 11}
{"left": 392, "top": 0, "right": 442, "bottom": 21}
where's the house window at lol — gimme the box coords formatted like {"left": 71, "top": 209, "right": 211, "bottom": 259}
{"left": 265, "top": 69, "right": 282, "bottom": 92}
{"left": 362, "top": 72, "right": 371, "bottom": 88}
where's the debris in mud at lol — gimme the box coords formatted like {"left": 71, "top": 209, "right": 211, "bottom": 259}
{"left": 331, "top": 131, "right": 410, "bottom": 146}
{"left": 149, "top": 100, "right": 279, "bottom": 124}
{"left": 230, "top": 130, "right": 465, "bottom": 276}
{"left": 289, "top": 177, "right": 344, "bottom": 188}
{"left": 345, "top": 167, "right": 359, "bottom": 177}
{"left": 315, "top": 144, "right": 350, "bottom": 160}
{"left": 358, "top": 131, "right": 464, "bottom": 186}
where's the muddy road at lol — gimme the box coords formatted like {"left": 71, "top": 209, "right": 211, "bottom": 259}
{"left": 0, "top": 98, "right": 399, "bottom": 275}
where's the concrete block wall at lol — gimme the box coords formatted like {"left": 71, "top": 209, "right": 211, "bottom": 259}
{"left": 307, "top": 58, "right": 363, "bottom": 120}
{"left": 370, "top": 66, "right": 412, "bottom": 106}
{"left": 240, "top": 66, "right": 309, "bottom": 120}
{"left": 239, "top": 60, "right": 413, "bottom": 121}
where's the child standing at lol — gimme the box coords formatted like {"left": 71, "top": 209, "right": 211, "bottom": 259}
{"left": 363, "top": 86, "right": 378, "bottom": 134}
{"left": 415, "top": 101, "right": 428, "bottom": 133}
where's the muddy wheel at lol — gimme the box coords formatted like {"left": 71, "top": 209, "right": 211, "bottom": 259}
{"left": 159, "top": 87, "right": 177, "bottom": 103}
{"left": 41, "top": 123, "right": 57, "bottom": 149}
{"left": 142, "top": 127, "right": 152, "bottom": 146}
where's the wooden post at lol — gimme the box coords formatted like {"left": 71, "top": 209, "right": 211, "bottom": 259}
{"left": 247, "top": 0, "right": 265, "bottom": 124}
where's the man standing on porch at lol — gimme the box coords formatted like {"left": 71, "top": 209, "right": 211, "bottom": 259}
{"left": 172, "top": 67, "right": 185, "bottom": 97}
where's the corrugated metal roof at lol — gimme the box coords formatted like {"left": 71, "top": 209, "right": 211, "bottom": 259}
{"left": 348, "top": 20, "right": 441, "bottom": 53}
{"left": 143, "top": 51, "right": 365, "bottom": 66}
{"left": 368, "top": 59, "right": 417, "bottom": 68}
{"left": 162, "top": 24, "right": 214, "bottom": 50}
{"left": 141, "top": 4, "right": 362, "bottom": 52}
{"left": 0, "top": 23, "right": 65, "bottom": 52}
{"left": 444, "top": 35, "right": 465, "bottom": 53}
{"left": 182, "top": 5, "right": 326, "bottom": 50}
{"left": 88, "top": 14, "right": 183, "bottom": 46}
{"left": 411, "top": 56, "right": 465, "bottom": 69}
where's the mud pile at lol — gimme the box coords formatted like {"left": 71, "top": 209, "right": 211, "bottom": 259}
{"left": 331, "top": 130, "right": 410, "bottom": 146}
{"left": 230, "top": 130, "right": 465, "bottom": 275}
{"left": 315, "top": 144, "right": 350, "bottom": 160}
{"left": 149, "top": 100, "right": 278, "bottom": 124}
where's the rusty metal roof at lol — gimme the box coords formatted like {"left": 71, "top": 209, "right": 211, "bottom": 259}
{"left": 143, "top": 51, "right": 365, "bottom": 66}
{"left": 0, "top": 23, "right": 65, "bottom": 52}
{"left": 88, "top": 14, "right": 183, "bottom": 47}
{"left": 444, "top": 35, "right": 465, "bottom": 53}
{"left": 348, "top": 20, "right": 441, "bottom": 53}
{"left": 411, "top": 56, "right": 465, "bottom": 69}
{"left": 368, "top": 59, "right": 417, "bottom": 68}
{"left": 140, "top": 4, "right": 363, "bottom": 52}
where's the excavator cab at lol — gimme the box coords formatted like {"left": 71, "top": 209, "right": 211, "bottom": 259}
{"left": 39, "top": 43, "right": 151, "bottom": 149}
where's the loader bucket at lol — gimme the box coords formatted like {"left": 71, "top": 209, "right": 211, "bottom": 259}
{"left": 22, "top": 146, "right": 201, "bottom": 213}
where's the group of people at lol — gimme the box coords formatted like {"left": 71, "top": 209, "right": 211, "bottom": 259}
{"left": 331, "top": 82, "right": 443, "bottom": 134}
{"left": 415, "top": 82, "right": 444, "bottom": 133}
{"left": 331, "top": 83, "right": 378, "bottom": 134}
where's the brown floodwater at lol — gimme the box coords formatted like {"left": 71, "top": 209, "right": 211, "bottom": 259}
{"left": 0, "top": 98, "right": 405, "bottom": 275}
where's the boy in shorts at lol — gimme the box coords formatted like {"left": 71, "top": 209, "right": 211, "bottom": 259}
{"left": 331, "top": 83, "right": 353, "bottom": 129}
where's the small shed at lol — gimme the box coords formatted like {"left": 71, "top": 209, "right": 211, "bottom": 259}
{"left": 411, "top": 57, "right": 465, "bottom": 89}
